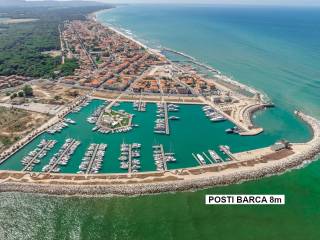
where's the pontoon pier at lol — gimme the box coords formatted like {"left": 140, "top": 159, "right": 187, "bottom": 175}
{"left": 22, "top": 140, "right": 56, "bottom": 172}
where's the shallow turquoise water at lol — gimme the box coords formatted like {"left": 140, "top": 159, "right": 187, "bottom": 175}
{"left": 1, "top": 5, "right": 320, "bottom": 239}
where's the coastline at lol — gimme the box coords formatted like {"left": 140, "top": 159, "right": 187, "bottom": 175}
{"left": 92, "top": 8, "right": 270, "bottom": 103}
{"left": 91, "top": 8, "right": 274, "bottom": 134}
{"left": 91, "top": 8, "right": 164, "bottom": 58}
{"left": 0, "top": 9, "right": 319, "bottom": 197}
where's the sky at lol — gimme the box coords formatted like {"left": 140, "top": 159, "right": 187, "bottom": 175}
{"left": 90, "top": 0, "right": 320, "bottom": 6}
{"left": 26, "top": 0, "right": 320, "bottom": 6}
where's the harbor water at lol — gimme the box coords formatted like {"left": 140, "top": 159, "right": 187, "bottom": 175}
{"left": 1, "top": 99, "right": 307, "bottom": 173}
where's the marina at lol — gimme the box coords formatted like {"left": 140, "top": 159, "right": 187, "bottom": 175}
{"left": 42, "top": 138, "right": 80, "bottom": 173}
{"left": 202, "top": 105, "right": 227, "bottom": 123}
{"left": 1, "top": 5, "right": 319, "bottom": 240}
{"left": 0, "top": 99, "right": 311, "bottom": 174}
{"left": 153, "top": 102, "right": 178, "bottom": 135}
{"left": 79, "top": 143, "right": 107, "bottom": 174}
{"left": 133, "top": 100, "right": 146, "bottom": 112}
{"left": 47, "top": 121, "right": 69, "bottom": 134}
{"left": 119, "top": 142, "right": 141, "bottom": 173}
{"left": 192, "top": 153, "right": 206, "bottom": 166}
{"left": 21, "top": 139, "right": 57, "bottom": 172}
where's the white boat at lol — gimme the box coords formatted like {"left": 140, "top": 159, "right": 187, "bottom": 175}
{"left": 208, "top": 150, "right": 222, "bottom": 162}
{"left": 196, "top": 154, "right": 206, "bottom": 165}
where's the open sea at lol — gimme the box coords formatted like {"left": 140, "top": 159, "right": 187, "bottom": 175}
{"left": 1, "top": 5, "right": 320, "bottom": 240}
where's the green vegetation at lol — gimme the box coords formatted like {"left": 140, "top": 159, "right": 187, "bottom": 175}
{"left": 9, "top": 84, "right": 33, "bottom": 99}
{"left": 22, "top": 84, "right": 33, "bottom": 97}
{"left": 57, "top": 58, "right": 79, "bottom": 76}
{"left": 102, "top": 110, "right": 131, "bottom": 129}
{"left": 0, "top": 4, "right": 109, "bottom": 78}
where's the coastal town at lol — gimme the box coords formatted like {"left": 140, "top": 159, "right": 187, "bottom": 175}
{"left": 0, "top": 14, "right": 319, "bottom": 196}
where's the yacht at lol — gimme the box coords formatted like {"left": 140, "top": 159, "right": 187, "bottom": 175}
{"left": 208, "top": 150, "right": 222, "bottom": 162}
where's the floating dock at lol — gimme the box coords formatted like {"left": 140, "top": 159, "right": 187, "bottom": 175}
{"left": 22, "top": 140, "right": 56, "bottom": 172}
{"left": 153, "top": 144, "right": 169, "bottom": 171}
{"left": 202, "top": 152, "right": 214, "bottom": 164}
{"left": 128, "top": 144, "right": 132, "bottom": 174}
{"left": 86, "top": 144, "right": 100, "bottom": 174}
{"left": 192, "top": 153, "right": 206, "bottom": 166}
{"left": 164, "top": 102, "right": 170, "bottom": 135}
{"left": 160, "top": 144, "right": 168, "bottom": 171}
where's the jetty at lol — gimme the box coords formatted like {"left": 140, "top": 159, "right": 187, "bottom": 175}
{"left": 153, "top": 144, "right": 168, "bottom": 171}
{"left": 202, "top": 152, "right": 214, "bottom": 164}
{"left": 46, "top": 139, "right": 79, "bottom": 173}
{"left": 160, "top": 144, "right": 168, "bottom": 171}
{"left": 86, "top": 144, "right": 99, "bottom": 174}
{"left": 164, "top": 102, "right": 170, "bottom": 135}
{"left": 22, "top": 140, "right": 56, "bottom": 172}
{"left": 128, "top": 144, "right": 132, "bottom": 174}
{"left": 192, "top": 153, "right": 206, "bottom": 166}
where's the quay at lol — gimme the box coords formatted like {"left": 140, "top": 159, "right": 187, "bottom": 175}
{"left": 199, "top": 96, "right": 264, "bottom": 136}
{"left": 22, "top": 140, "right": 56, "bottom": 172}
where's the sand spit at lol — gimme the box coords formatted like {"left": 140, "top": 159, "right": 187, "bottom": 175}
{"left": 0, "top": 111, "right": 319, "bottom": 196}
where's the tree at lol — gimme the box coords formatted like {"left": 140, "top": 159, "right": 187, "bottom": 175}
{"left": 54, "top": 95, "right": 61, "bottom": 100}
{"left": 23, "top": 85, "right": 33, "bottom": 97}
{"left": 10, "top": 93, "right": 17, "bottom": 99}
{"left": 18, "top": 91, "right": 25, "bottom": 98}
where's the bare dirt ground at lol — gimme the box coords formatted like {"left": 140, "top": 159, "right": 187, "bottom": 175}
{"left": 0, "top": 107, "right": 49, "bottom": 152}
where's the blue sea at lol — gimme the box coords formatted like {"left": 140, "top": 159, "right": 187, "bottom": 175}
{"left": 98, "top": 4, "right": 320, "bottom": 118}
